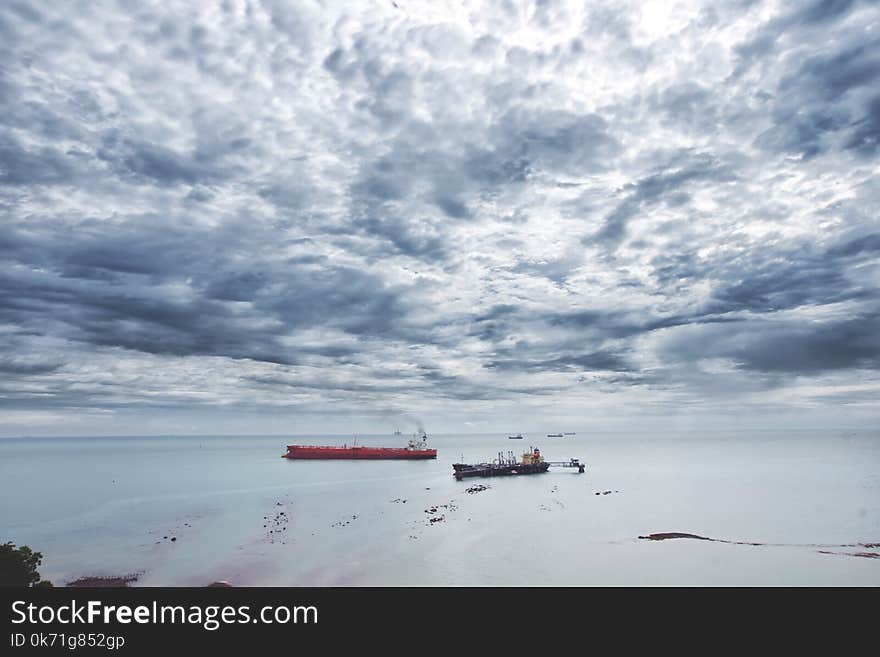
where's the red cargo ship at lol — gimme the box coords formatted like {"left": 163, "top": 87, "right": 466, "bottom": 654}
{"left": 283, "top": 432, "right": 437, "bottom": 460}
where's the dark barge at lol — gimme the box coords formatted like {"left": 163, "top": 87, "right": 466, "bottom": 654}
{"left": 454, "top": 446, "right": 585, "bottom": 480}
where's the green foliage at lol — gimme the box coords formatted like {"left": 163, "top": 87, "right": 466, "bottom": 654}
{"left": 0, "top": 542, "right": 53, "bottom": 587}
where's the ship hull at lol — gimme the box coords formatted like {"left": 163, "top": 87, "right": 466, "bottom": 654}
{"left": 285, "top": 445, "right": 437, "bottom": 460}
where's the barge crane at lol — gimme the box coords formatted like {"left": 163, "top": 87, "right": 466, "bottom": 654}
{"left": 453, "top": 447, "right": 586, "bottom": 479}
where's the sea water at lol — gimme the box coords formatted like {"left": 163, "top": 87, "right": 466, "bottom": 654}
{"left": 1, "top": 431, "right": 878, "bottom": 586}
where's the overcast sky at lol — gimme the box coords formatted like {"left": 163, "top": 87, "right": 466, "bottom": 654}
{"left": 1, "top": 0, "right": 878, "bottom": 437}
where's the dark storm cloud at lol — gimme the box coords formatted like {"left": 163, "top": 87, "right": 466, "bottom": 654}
{"left": 204, "top": 271, "right": 270, "bottom": 302}
{"left": 591, "top": 151, "right": 738, "bottom": 247}
{"left": 487, "top": 349, "right": 632, "bottom": 373}
{"left": 659, "top": 310, "right": 880, "bottom": 376}
{"left": 470, "top": 302, "right": 748, "bottom": 378}
{"left": 467, "top": 212, "right": 880, "bottom": 377}
{"left": 0, "top": 357, "right": 62, "bottom": 375}
{"left": 0, "top": 208, "right": 423, "bottom": 367}
{"left": 845, "top": 94, "right": 880, "bottom": 156}
{"left": 791, "top": 0, "right": 859, "bottom": 25}
{"left": 827, "top": 232, "right": 880, "bottom": 258}
{"left": 264, "top": 265, "right": 412, "bottom": 338}
{"left": 0, "top": 254, "right": 418, "bottom": 364}
{"left": 242, "top": 362, "right": 554, "bottom": 402}
{"left": 783, "top": 39, "right": 880, "bottom": 101}
{"left": 496, "top": 109, "right": 620, "bottom": 174}
{"left": 755, "top": 42, "right": 880, "bottom": 159}
{"left": 0, "top": 135, "right": 76, "bottom": 185}
{"left": 737, "top": 2, "right": 880, "bottom": 161}
{"left": 244, "top": 373, "right": 415, "bottom": 395}
{"left": 648, "top": 82, "right": 719, "bottom": 134}
{"left": 343, "top": 215, "right": 451, "bottom": 262}
{"left": 732, "top": 0, "right": 863, "bottom": 71}
{"left": 345, "top": 104, "right": 618, "bottom": 233}
{"left": 462, "top": 150, "right": 531, "bottom": 187}
{"left": 704, "top": 231, "right": 880, "bottom": 315}
{"left": 731, "top": 312, "right": 880, "bottom": 374}
{"left": 0, "top": 266, "right": 289, "bottom": 363}
{"left": 98, "top": 139, "right": 234, "bottom": 186}
{"left": 3, "top": 217, "right": 222, "bottom": 280}
{"left": 709, "top": 262, "right": 847, "bottom": 315}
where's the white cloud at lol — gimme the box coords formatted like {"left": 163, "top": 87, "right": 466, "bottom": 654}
{"left": 0, "top": 0, "right": 878, "bottom": 434}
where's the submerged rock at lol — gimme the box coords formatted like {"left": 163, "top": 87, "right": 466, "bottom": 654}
{"left": 67, "top": 574, "right": 139, "bottom": 587}
{"left": 638, "top": 533, "right": 712, "bottom": 541}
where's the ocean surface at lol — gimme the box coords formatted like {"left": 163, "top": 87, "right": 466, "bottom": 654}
{"left": 2, "top": 431, "right": 879, "bottom": 586}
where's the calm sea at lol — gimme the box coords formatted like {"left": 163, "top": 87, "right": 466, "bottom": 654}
{"left": 1, "top": 431, "right": 878, "bottom": 585}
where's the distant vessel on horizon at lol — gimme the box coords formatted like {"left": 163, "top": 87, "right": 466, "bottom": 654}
{"left": 508, "top": 433, "right": 524, "bottom": 439}
{"left": 547, "top": 433, "right": 563, "bottom": 437}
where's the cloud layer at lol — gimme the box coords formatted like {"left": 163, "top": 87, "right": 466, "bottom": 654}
{"left": 1, "top": 0, "right": 878, "bottom": 434}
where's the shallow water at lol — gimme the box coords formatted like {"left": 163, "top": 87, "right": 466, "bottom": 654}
{"left": 1, "top": 431, "right": 878, "bottom": 585}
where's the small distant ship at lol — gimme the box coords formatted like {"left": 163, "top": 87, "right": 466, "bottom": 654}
{"left": 508, "top": 433, "right": 524, "bottom": 439}
{"left": 563, "top": 432, "right": 575, "bottom": 435}
{"left": 547, "top": 433, "right": 564, "bottom": 437}
{"left": 283, "top": 432, "right": 436, "bottom": 460}
{"left": 453, "top": 447, "right": 550, "bottom": 480}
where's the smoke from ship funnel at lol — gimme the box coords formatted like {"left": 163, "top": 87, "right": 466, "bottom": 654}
{"left": 378, "top": 410, "right": 426, "bottom": 436}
